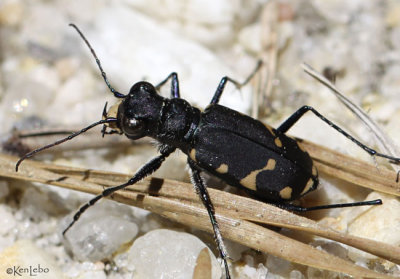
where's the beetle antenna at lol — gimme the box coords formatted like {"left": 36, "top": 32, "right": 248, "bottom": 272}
{"left": 69, "top": 23, "right": 125, "bottom": 98}
{"left": 15, "top": 118, "right": 118, "bottom": 171}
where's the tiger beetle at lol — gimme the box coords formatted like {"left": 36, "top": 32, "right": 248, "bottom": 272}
{"left": 15, "top": 24, "right": 400, "bottom": 279}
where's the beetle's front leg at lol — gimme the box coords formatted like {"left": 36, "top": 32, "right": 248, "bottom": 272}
{"left": 63, "top": 145, "right": 176, "bottom": 235}
{"left": 155, "top": 72, "right": 180, "bottom": 98}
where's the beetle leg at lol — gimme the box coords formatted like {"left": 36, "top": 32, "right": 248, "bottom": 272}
{"left": 155, "top": 72, "right": 180, "bottom": 98}
{"left": 277, "top": 105, "right": 400, "bottom": 163}
{"left": 275, "top": 199, "right": 382, "bottom": 212}
{"left": 210, "top": 60, "right": 262, "bottom": 105}
{"left": 188, "top": 159, "right": 231, "bottom": 279}
{"left": 62, "top": 145, "right": 176, "bottom": 235}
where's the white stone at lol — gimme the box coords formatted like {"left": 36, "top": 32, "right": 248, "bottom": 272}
{"left": 123, "top": 0, "right": 260, "bottom": 47}
{"left": 0, "top": 205, "right": 16, "bottom": 235}
{"left": 64, "top": 261, "right": 107, "bottom": 279}
{"left": 46, "top": 68, "right": 103, "bottom": 125}
{"left": 385, "top": 109, "right": 400, "bottom": 147}
{"left": 381, "top": 64, "right": 400, "bottom": 100}
{"left": 0, "top": 235, "right": 15, "bottom": 252}
{"left": 63, "top": 200, "right": 138, "bottom": 262}
{"left": 312, "top": 0, "right": 374, "bottom": 24}
{"left": 290, "top": 270, "right": 305, "bottom": 279}
{"left": 29, "top": 64, "right": 60, "bottom": 93}
{"left": 20, "top": 186, "right": 62, "bottom": 221}
{"left": 238, "top": 263, "right": 269, "bottom": 279}
{"left": 239, "top": 23, "right": 262, "bottom": 54}
{"left": 55, "top": 57, "right": 81, "bottom": 82}
{"left": 89, "top": 5, "right": 252, "bottom": 113}
{"left": 19, "top": 4, "right": 67, "bottom": 50}
{"left": 225, "top": 238, "right": 249, "bottom": 261}
{"left": 77, "top": 262, "right": 106, "bottom": 279}
{"left": 266, "top": 254, "right": 293, "bottom": 277}
{"left": 127, "top": 229, "right": 222, "bottom": 279}
{"left": 347, "top": 192, "right": 400, "bottom": 261}
{"left": 0, "top": 71, "right": 53, "bottom": 121}
{"left": 55, "top": 0, "right": 107, "bottom": 23}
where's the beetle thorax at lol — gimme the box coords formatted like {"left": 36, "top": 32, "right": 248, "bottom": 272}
{"left": 155, "top": 98, "right": 200, "bottom": 148}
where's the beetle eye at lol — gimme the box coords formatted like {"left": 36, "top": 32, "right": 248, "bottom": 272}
{"left": 122, "top": 117, "right": 145, "bottom": 138}
{"left": 128, "top": 118, "right": 141, "bottom": 128}
{"left": 127, "top": 118, "right": 144, "bottom": 130}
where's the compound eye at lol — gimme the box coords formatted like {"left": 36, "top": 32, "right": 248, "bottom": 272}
{"left": 122, "top": 117, "right": 145, "bottom": 138}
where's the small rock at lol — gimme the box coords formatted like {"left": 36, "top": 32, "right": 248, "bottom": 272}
{"left": 127, "top": 229, "right": 222, "bottom": 279}
{"left": 63, "top": 200, "right": 138, "bottom": 262}
{"left": 266, "top": 254, "right": 293, "bottom": 277}
{"left": 55, "top": 57, "right": 80, "bottom": 82}
{"left": 20, "top": 186, "right": 62, "bottom": 221}
{"left": 237, "top": 262, "right": 269, "bottom": 279}
{"left": 76, "top": 261, "right": 106, "bottom": 279}
{"left": 91, "top": 6, "right": 252, "bottom": 113}
{"left": 290, "top": 270, "right": 305, "bottom": 279}
{"left": 347, "top": 192, "right": 400, "bottom": 262}
{"left": 0, "top": 204, "right": 16, "bottom": 236}
{"left": 238, "top": 23, "right": 262, "bottom": 55}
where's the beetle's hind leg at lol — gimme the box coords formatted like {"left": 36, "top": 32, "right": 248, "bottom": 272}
{"left": 277, "top": 105, "right": 400, "bottom": 164}
{"left": 188, "top": 159, "right": 231, "bottom": 279}
{"left": 155, "top": 72, "right": 180, "bottom": 98}
{"left": 275, "top": 199, "right": 382, "bottom": 212}
{"left": 210, "top": 60, "right": 262, "bottom": 105}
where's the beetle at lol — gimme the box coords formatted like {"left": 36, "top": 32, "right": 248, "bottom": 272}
{"left": 15, "top": 24, "right": 400, "bottom": 279}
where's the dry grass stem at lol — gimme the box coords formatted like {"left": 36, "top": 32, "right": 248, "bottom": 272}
{"left": 0, "top": 144, "right": 399, "bottom": 278}
{"left": 302, "top": 63, "right": 400, "bottom": 174}
{"left": 299, "top": 139, "right": 400, "bottom": 197}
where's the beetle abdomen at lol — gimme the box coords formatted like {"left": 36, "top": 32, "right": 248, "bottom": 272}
{"left": 188, "top": 104, "right": 318, "bottom": 202}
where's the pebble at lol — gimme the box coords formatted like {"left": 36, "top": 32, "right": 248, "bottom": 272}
{"left": 266, "top": 254, "right": 294, "bottom": 278}
{"left": 127, "top": 229, "right": 221, "bottom": 279}
{"left": 63, "top": 200, "right": 138, "bottom": 262}
{"left": 0, "top": 204, "right": 16, "bottom": 236}
{"left": 347, "top": 192, "right": 400, "bottom": 262}
{"left": 89, "top": 6, "right": 253, "bottom": 113}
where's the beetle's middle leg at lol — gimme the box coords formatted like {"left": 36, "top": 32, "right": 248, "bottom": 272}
{"left": 210, "top": 60, "right": 262, "bottom": 105}
{"left": 188, "top": 159, "right": 231, "bottom": 279}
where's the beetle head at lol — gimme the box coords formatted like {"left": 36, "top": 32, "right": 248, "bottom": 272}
{"left": 104, "top": 81, "right": 164, "bottom": 140}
